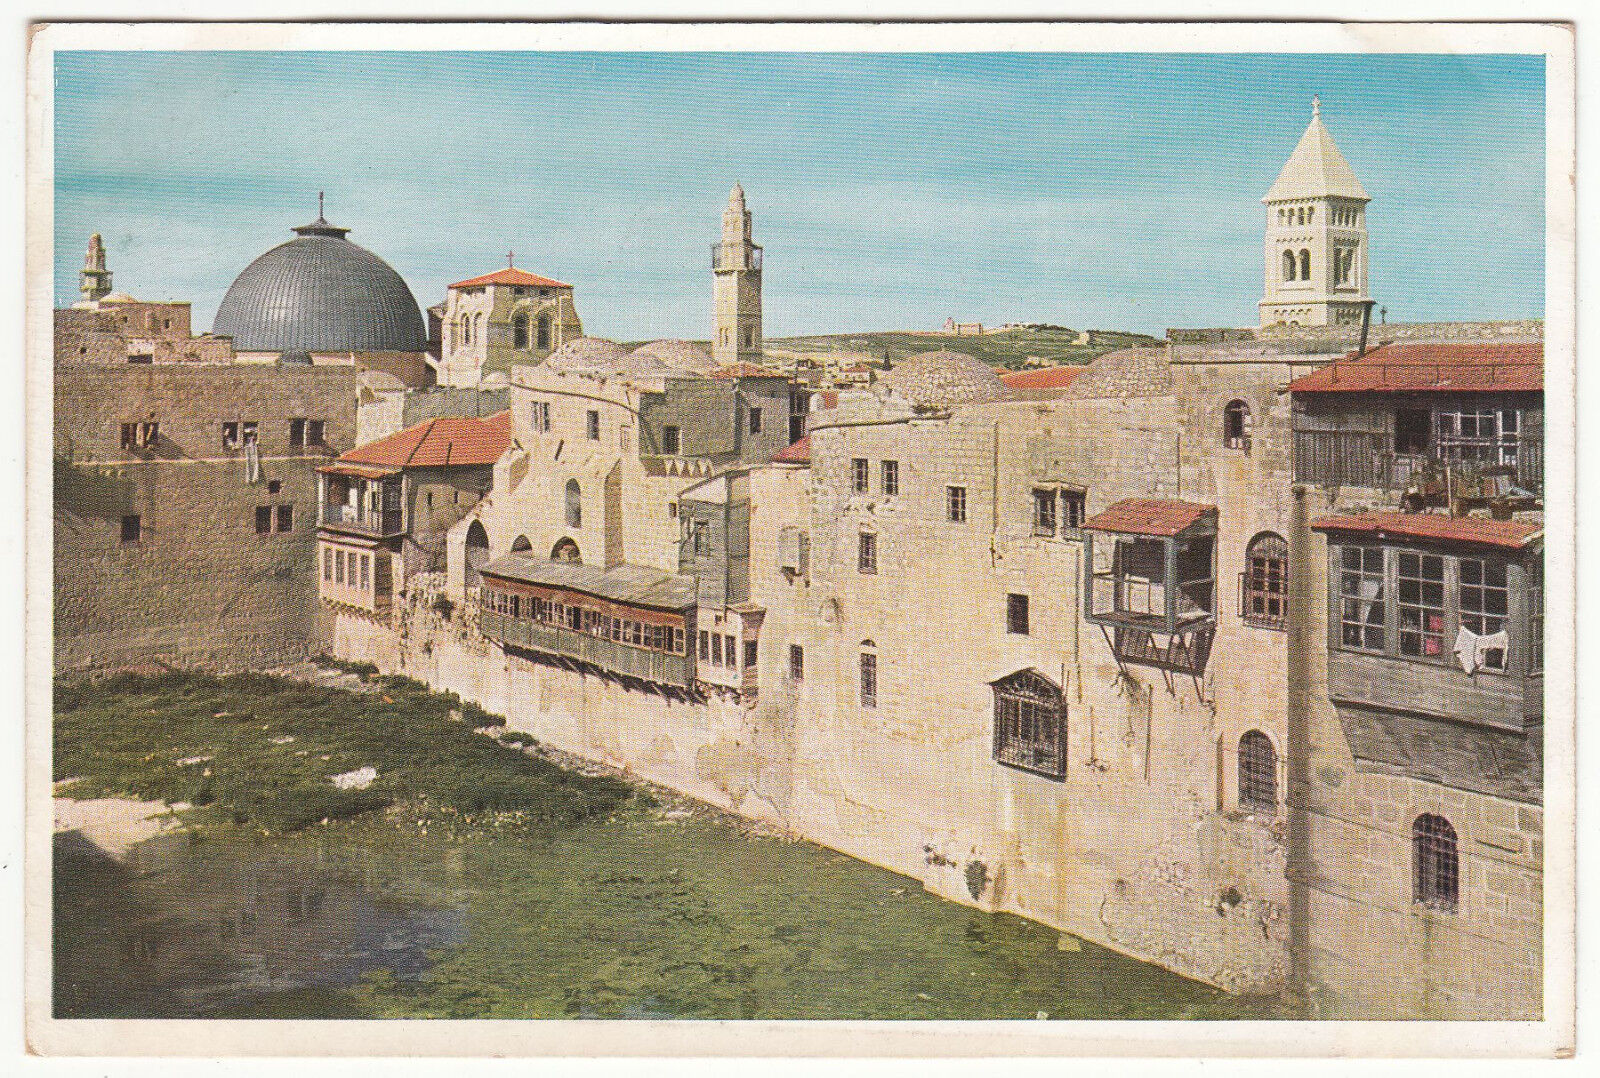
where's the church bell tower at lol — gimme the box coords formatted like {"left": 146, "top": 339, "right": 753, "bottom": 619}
{"left": 1260, "top": 97, "right": 1371, "bottom": 329}
{"left": 712, "top": 184, "right": 763, "bottom": 366}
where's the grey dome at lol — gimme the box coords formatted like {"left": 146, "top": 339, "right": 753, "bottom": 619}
{"left": 632, "top": 339, "right": 715, "bottom": 374}
{"left": 212, "top": 216, "right": 425, "bottom": 353}
{"left": 878, "top": 349, "right": 1012, "bottom": 408}
{"left": 543, "top": 337, "right": 632, "bottom": 374}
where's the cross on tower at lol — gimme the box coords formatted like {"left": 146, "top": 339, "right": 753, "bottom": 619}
{"left": 507, "top": 249, "right": 515, "bottom": 268}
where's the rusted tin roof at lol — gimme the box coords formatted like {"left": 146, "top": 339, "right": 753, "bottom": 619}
{"left": 480, "top": 554, "right": 696, "bottom": 611}
{"left": 1311, "top": 511, "right": 1542, "bottom": 551}
{"left": 1287, "top": 341, "right": 1543, "bottom": 394}
{"left": 1082, "top": 498, "right": 1216, "bottom": 537}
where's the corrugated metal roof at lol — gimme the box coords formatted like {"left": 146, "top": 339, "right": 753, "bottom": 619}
{"left": 212, "top": 217, "right": 426, "bottom": 353}
{"left": 1312, "top": 511, "right": 1541, "bottom": 551}
{"left": 448, "top": 266, "right": 572, "bottom": 290}
{"left": 339, "top": 410, "right": 512, "bottom": 469}
{"left": 1287, "top": 341, "right": 1543, "bottom": 394}
{"left": 1083, "top": 498, "right": 1216, "bottom": 537}
{"left": 480, "top": 554, "right": 697, "bottom": 610}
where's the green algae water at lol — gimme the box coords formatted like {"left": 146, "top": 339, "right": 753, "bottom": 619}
{"left": 53, "top": 672, "right": 1283, "bottom": 1020}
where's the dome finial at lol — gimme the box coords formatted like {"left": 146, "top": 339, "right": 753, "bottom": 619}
{"left": 318, "top": 190, "right": 325, "bottom": 219}
{"left": 1312, "top": 94, "right": 1321, "bottom": 120}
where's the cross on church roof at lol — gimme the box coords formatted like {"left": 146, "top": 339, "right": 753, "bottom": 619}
{"left": 1312, "top": 94, "right": 1320, "bottom": 118}
{"left": 508, "top": 249, "right": 515, "bottom": 268}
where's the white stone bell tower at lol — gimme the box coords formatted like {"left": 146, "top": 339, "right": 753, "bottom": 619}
{"left": 712, "top": 184, "right": 763, "bottom": 366}
{"left": 1260, "top": 97, "right": 1372, "bottom": 329}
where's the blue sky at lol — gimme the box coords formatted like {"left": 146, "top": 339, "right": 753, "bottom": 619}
{"left": 53, "top": 51, "right": 1545, "bottom": 339}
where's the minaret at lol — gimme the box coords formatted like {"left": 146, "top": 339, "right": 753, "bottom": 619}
{"left": 712, "top": 183, "right": 763, "bottom": 366}
{"left": 79, "top": 233, "right": 112, "bottom": 305}
{"left": 1260, "top": 96, "right": 1371, "bottom": 329}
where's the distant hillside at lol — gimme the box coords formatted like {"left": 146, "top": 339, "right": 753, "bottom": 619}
{"left": 759, "top": 326, "right": 1162, "bottom": 371}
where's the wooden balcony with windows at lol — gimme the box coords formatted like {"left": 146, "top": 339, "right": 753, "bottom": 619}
{"left": 316, "top": 466, "right": 406, "bottom": 539}
{"left": 478, "top": 555, "right": 697, "bottom": 691}
{"left": 1082, "top": 499, "right": 1217, "bottom": 677}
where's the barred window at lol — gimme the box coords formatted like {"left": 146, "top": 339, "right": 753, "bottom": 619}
{"left": 1063, "top": 488, "right": 1087, "bottom": 531}
{"left": 1413, "top": 814, "right": 1459, "bottom": 913}
{"left": 1397, "top": 552, "right": 1446, "bottom": 658}
{"left": 852, "top": 458, "right": 870, "bottom": 493}
{"left": 1237, "top": 730, "right": 1277, "bottom": 813}
{"left": 991, "top": 669, "right": 1066, "bottom": 779}
{"left": 859, "top": 644, "right": 877, "bottom": 708}
{"left": 1458, "top": 557, "right": 1509, "bottom": 671}
{"left": 789, "top": 644, "right": 804, "bottom": 682}
{"left": 1032, "top": 488, "right": 1057, "bottom": 536}
{"left": 881, "top": 460, "right": 899, "bottom": 496}
{"left": 858, "top": 531, "right": 877, "bottom": 574}
{"left": 947, "top": 485, "right": 967, "bottom": 523}
{"left": 662, "top": 425, "right": 680, "bottom": 455}
{"left": 1242, "top": 532, "right": 1288, "bottom": 629}
{"left": 1339, "top": 546, "right": 1386, "bottom": 652}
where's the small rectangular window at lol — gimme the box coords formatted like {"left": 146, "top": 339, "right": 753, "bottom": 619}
{"left": 120, "top": 514, "right": 141, "bottom": 543}
{"left": 947, "top": 485, "right": 967, "bottom": 523}
{"left": 307, "top": 419, "right": 326, "bottom": 446}
{"left": 276, "top": 504, "right": 293, "bottom": 532}
{"left": 1007, "top": 593, "right": 1030, "bottom": 635}
{"left": 852, "top": 458, "right": 870, "bottom": 493}
{"left": 744, "top": 639, "right": 758, "bottom": 668}
{"left": 858, "top": 531, "right": 877, "bottom": 574}
{"left": 1063, "top": 488, "right": 1087, "bottom": 531}
{"left": 255, "top": 505, "right": 273, "bottom": 534}
{"left": 881, "top": 460, "right": 899, "bottom": 497}
{"left": 222, "top": 421, "right": 239, "bottom": 449}
{"left": 586, "top": 410, "right": 600, "bottom": 440}
{"left": 789, "top": 644, "right": 804, "bottom": 682}
{"left": 860, "top": 652, "right": 877, "bottom": 708}
{"left": 725, "top": 634, "right": 737, "bottom": 667}
{"left": 289, "top": 418, "right": 306, "bottom": 448}
{"left": 711, "top": 632, "right": 724, "bottom": 667}
{"left": 749, "top": 407, "right": 763, "bottom": 435}
{"left": 691, "top": 520, "right": 708, "bottom": 557}
{"left": 698, "top": 630, "right": 710, "bottom": 662}
{"left": 662, "top": 425, "right": 680, "bottom": 455}
{"left": 360, "top": 553, "right": 371, "bottom": 591}
{"left": 323, "top": 546, "right": 333, "bottom": 581}
{"left": 335, "top": 549, "right": 346, "bottom": 584}
{"left": 1032, "top": 488, "right": 1057, "bottom": 536}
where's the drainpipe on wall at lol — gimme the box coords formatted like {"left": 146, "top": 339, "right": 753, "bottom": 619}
{"left": 1285, "top": 482, "right": 1315, "bottom": 1014}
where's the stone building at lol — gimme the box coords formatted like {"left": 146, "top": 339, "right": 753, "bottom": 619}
{"left": 60, "top": 235, "right": 235, "bottom": 365}
{"left": 315, "top": 411, "right": 512, "bottom": 619}
{"left": 435, "top": 262, "right": 585, "bottom": 386}
{"left": 212, "top": 200, "right": 432, "bottom": 387}
{"left": 712, "top": 184, "right": 763, "bottom": 367}
{"left": 1260, "top": 97, "right": 1372, "bottom": 329}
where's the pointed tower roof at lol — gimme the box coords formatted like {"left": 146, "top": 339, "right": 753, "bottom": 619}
{"left": 1264, "top": 97, "right": 1369, "bottom": 203}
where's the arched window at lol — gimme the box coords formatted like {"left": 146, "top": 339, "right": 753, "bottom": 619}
{"left": 510, "top": 534, "right": 532, "bottom": 553}
{"left": 1242, "top": 532, "right": 1288, "bottom": 628}
{"left": 464, "top": 520, "right": 490, "bottom": 588}
{"left": 474, "top": 313, "right": 486, "bottom": 346}
{"left": 551, "top": 537, "right": 581, "bottom": 564}
{"left": 1298, "top": 249, "right": 1311, "bottom": 281}
{"left": 1223, "top": 399, "right": 1251, "bottom": 450}
{"left": 859, "top": 640, "right": 878, "bottom": 708}
{"left": 1413, "top": 814, "right": 1459, "bottom": 912}
{"left": 991, "top": 669, "right": 1067, "bottom": 779}
{"left": 565, "top": 478, "right": 582, "bottom": 529}
{"left": 458, "top": 317, "right": 471, "bottom": 348}
{"left": 1237, "top": 730, "right": 1277, "bottom": 812}
{"left": 512, "top": 312, "right": 529, "bottom": 350}
{"left": 1282, "top": 249, "right": 1296, "bottom": 282}
{"left": 536, "top": 314, "right": 552, "bottom": 351}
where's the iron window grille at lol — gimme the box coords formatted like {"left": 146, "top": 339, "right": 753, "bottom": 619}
{"left": 881, "top": 460, "right": 899, "bottom": 497}
{"left": 1241, "top": 533, "right": 1289, "bottom": 629}
{"left": 1237, "top": 730, "right": 1277, "bottom": 813}
{"left": 991, "top": 669, "right": 1066, "bottom": 779}
{"left": 858, "top": 531, "right": 877, "bottom": 574}
{"left": 947, "top": 485, "right": 967, "bottom": 523}
{"left": 859, "top": 651, "right": 877, "bottom": 708}
{"left": 1032, "top": 488, "right": 1057, "bottom": 536}
{"left": 1413, "top": 814, "right": 1460, "bottom": 913}
{"left": 852, "top": 458, "right": 870, "bottom": 493}
{"left": 788, "top": 644, "right": 804, "bottom": 682}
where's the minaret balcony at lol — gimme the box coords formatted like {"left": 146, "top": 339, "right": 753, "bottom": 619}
{"left": 711, "top": 244, "right": 762, "bottom": 272}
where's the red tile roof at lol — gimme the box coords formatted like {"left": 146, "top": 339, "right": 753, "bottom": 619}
{"left": 338, "top": 410, "right": 513, "bottom": 470}
{"left": 448, "top": 267, "right": 572, "bottom": 290}
{"left": 772, "top": 436, "right": 810, "bottom": 463}
{"left": 1083, "top": 498, "right": 1216, "bottom": 537}
{"left": 1287, "top": 341, "right": 1543, "bottom": 394}
{"left": 1001, "top": 365, "right": 1088, "bottom": 390}
{"left": 1312, "top": 512, "right": 1542, "bottom": 551}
